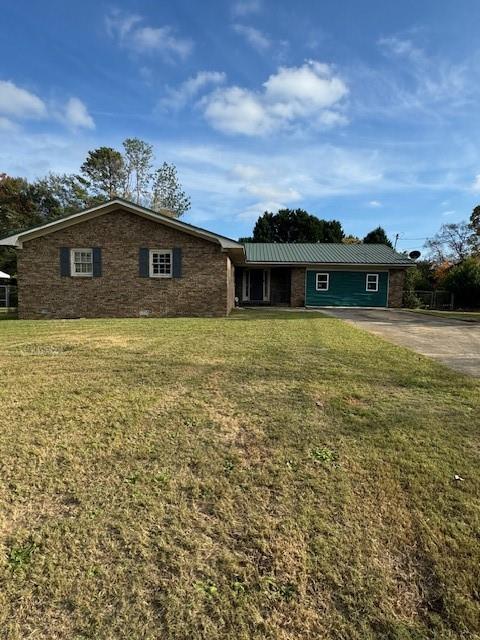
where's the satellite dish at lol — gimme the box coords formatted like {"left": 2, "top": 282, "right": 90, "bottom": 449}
{"left": 409, "top": 250, "right": 421, "bottom": 260}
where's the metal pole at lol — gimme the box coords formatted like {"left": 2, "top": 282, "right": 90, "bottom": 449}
{"left": 394, "top": 233, "right": 399, "bottom": 249}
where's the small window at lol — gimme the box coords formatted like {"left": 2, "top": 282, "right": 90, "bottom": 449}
{"left": 366, "top": 273, "right": 379, "bottom": 292}
{"left": 71, "top": 248, "right": 93, "bottom": 277}
{"left": 150, "top": 249, "right": 172, "bottom": 278}
{"left": 316, "top": 273, "right": 329, "bottom": 291}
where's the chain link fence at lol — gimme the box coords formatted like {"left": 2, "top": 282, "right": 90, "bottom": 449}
{"left": 415, "top": 290, "right": 454, "bottom": 310}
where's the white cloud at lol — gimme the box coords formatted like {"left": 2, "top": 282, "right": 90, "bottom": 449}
{"left": 472, "top": 174, "right": 480, "bottom": 192}
{"left": 369, "top": 34, "right": 472, "bottom": 116}
{"left": 231, "top": 164, "right": 263, "bottom": 181}
{"left": 63, "top": 97, "right": 95, "bottom": 130}
{"left": 164, "top": 141, "right": 383, "bottom": 228}
{"left": 264, "top": 61, "right": 347, "bottom": 109}
{"left": 236, "top": 181, "right": 302, "bottom": 219}
{"left": 318, "top": 110, "right": 348, "bottom": 127}
{"left": 159, "top": 71, "right": 226, "bottom": 111}
{"left": 0, "top": 80, "right": 47, "bottom": 119}
{"left": 229, "top": 163, "right": 300, "bottom": 221}
{"left": 442, "top": 210, "right": 456, "bottom": 216}
{"left": 202, "top": 60, "right": 348, "bottom": 136}
{"left": 132, "top": 26, "right": 192, "bottom": 58}
{"left": 0, "top": 130, "right": 93, "bottom": 178}
{"left": 244, "top": 183, "right": 301, "bottom": 202}
{"left": 233, "top": 24, "right": 271, "bottom": 51}
{"left": 106, "top": 9, "right": 193, "bottom": 60}
{"left": 105, "top": 11, "right": 142, "bottom": 39}
{"left": 0, "top": 116, "right": 18, "bottom": 132}
{"left": 378, "top": 36, "right": 423, "bottom": 62}
{"left": 203, "top": 86, "right": 274, "bottom": 135}
{"left": 368, "top": 200, "right": 382, "bottom": 207}
{"left": 231, "top": 0, "right": 261, "bottom": 16}
{"left": 238, "top": 200, "right": 285, "bottom": 221}
{"left": 0, "top": 80, "right": 93, "bottom": 133}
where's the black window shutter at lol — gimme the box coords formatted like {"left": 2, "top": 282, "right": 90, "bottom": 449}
{"left": 172, "top": 247, "right": 182, "bottom": 278}
{"left": 139, "top": 248, "right": 149, "bottom": 277}
{"left": 60, "top": 247, "right": 70, "bottom": 277}
{"left": 92, "top": 248, "right": 102, "bottom": 277}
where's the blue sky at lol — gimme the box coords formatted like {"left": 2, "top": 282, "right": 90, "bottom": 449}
{"left": 1, "top": 0, "right": 480, "bottom": 251}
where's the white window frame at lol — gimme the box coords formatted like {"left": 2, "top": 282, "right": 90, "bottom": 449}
{"left": 262, "top": 269, "right": 270, "bottom": 302}
{"left": 70, "top": 248, "right": 93, "bottom": 277}
{"left": 149, "top": 249, "right": 173, "bottom": 279}
{"left": 316, "top": 273, "right": 329, "bottom": 291}
{"left": 242, "top": 270, "right": 251, "bottom": 301}
{"left": 366, "top": 273, "right": 379, "bottom": 292}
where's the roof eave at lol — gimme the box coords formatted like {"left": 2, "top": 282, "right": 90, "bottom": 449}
{"left": 0, "top": 198, "right": 243, "bottom": 250}
{"left": 243, "top": 261, "right": 413, "bottom": 268}
{"left": 0, "top": 235, "right": 20, "bottom": 247}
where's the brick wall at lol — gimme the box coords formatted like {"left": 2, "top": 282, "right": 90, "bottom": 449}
{"left": 388, "top": 269, "right": 406, "bottom": 307}
{"left": 290, "top": 267, "right": 306, "bottom": 307}
{"left": 17, "top": 208, "right": 231, "bottom": 319}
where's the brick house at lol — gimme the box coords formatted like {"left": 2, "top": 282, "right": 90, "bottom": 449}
{"left": 0, "top": 199, "right": 412, "bottom": 319}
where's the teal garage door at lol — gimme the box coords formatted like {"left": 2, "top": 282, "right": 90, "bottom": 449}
{"left": 305, "top": 270, "right": 388, "bottom": 307}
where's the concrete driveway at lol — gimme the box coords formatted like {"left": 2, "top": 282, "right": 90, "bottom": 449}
{"left": 321, "top": 308, "right": 480, "bottom": 377}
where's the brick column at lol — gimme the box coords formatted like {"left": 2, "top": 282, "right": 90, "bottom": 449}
{"left": 290, "top": 267, "right": 306, "bottom": 307}
{"left": 388, "top": 269, "right": 406, "bottom": 307}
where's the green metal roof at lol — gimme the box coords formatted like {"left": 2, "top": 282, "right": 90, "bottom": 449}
{"left": 244, "top": 243, "right": 413, "bottom": 266}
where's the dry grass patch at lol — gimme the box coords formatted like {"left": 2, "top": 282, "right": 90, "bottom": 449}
{"left": 0, "top": 311, "right": 479, "bottom": 639}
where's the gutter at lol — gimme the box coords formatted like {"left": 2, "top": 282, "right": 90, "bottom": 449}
{"left": 242, "top": 261, "right": 414, "bottom": 268}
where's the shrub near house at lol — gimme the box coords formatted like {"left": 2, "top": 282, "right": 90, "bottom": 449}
{"left": 442, "top": 258, "right": 480, "bottom": 308}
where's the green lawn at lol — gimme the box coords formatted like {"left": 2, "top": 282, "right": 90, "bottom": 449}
{"left": 0, "top": 311, "right": 479, "bottom": 640}
{"left": 407, "top": 309, "right": 480, "bottom": 323}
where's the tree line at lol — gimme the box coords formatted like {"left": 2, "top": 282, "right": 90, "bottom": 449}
{"left": 2, "top": 141, "right": 479, "bottom": 309}
{"left": 240, "top": 209, "right": 392, "bottom": 246}
{"left": 404, "top": 212, "right": 480, "bottom": 309}
{"left": 0, "top": 138, "right": 190, "bottom": 274}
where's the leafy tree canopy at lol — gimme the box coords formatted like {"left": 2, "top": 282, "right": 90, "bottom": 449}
{"left": 363, "top": 226, "right": 393, "bottom": 248}
{"left": 79, "top": 140, "right": 190, "bottom": 217}
{"left": 342, "top": 234, "right": 362, "bottom": 244}
{"left": 151, "top": 162, "right": 191, "bottom": 218}
{"left": 470, "top": 205, "right": 480, "bottom": 237}
{"left": 424, "top": 222, "right": 475, "bottom": 264}
{"left": 251, "top": 209, "right": 344, "bottom": 243}
{"left": 81, "top": 147, "right": 125, "bottom": 199}
{"left": 0, "top": 173, "right": 61, "bottom": 236}
{"left": 440, "top": 257, "right": 480, "bottom": 308}
{"left": 0, "top": 173, "right": 73, "bottom": 275}
{"left": 0, "top": 138, "right": 191, "bottom": 274}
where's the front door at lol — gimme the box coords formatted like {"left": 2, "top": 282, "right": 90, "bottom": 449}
{"left": 242, "top": 269, "right": 270, "bottom": 302}
{"left": 250, "top": 269, "right": 264, "bottom": 302}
